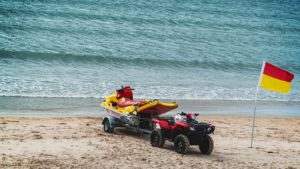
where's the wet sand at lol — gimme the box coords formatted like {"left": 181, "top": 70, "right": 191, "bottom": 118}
{"left": 0, "top": 116, "right": 299, "bottom": 168}
{"left": 1, "top": 96, "right": 300, "bottom": 116}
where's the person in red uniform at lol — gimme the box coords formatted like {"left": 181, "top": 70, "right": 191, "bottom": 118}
{"left": 116, "top": 86, "right": 145, "bottom": 107}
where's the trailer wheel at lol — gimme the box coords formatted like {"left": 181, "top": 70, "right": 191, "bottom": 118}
{"left": 103, "top": 119, "right": 114, "bottom": 133}
{"left": 150, "top": 130, "right": 165, "bottom": 147}
{"left": 199, "top": 135, "right": 214, "bottom": 155}
{"left": 174, "top": 134, "right": 190, "bottom": 154}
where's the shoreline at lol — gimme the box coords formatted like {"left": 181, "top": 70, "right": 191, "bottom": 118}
{"left": 1, "top": 95, "right": 300, "bottom": 102}
{"left": 0, "top": 96, "right": 299, "bottom": 117}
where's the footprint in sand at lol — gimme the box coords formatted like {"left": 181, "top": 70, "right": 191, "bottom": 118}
{"left": 267, "top": 128, "right": 278, "bottom": 130}
{"left": 33, "top": 134, "right": 43, "bottom": 139}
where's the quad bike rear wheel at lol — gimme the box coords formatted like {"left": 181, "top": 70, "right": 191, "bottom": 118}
{"left": 150, "top": 130, "right": 165, "bottom": 147}
{"left": 199, "top": 135, "right": 214, "bottom": 155}
{"left": 174, "top": 134, "right": 190, "bottom": 154}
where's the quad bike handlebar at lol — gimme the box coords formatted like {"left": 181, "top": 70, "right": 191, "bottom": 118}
{"left": 180, "top": 112, "right": 199, "bottom": 117}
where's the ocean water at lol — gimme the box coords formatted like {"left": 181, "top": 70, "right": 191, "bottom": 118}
{"left": 1, "top": 0, "right": 300, "bottom": 102}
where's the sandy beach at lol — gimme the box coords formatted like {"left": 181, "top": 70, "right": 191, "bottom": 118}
{"left": 0, "top": 115, "right": 299, "bottom": 169}
{"left": 1, "top": 0, "right": 300, "bottom": 168}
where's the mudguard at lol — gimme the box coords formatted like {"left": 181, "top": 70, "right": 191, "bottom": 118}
{"left": 102, "top": 116, "right": 120, "bottom": 129}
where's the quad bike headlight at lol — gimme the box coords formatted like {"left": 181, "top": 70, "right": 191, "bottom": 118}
{"left": 189, "top": 127, "right": 195, "bottom": 131}
{"left": 155, "top": 123, "right": 161, "bottom": 129}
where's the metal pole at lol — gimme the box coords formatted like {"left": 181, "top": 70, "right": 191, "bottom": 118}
{"left": 250, "top": 88, "right": 259, "bottom": 148}
{"left": 250, "top": 61, "right": 265, "bottom": 148}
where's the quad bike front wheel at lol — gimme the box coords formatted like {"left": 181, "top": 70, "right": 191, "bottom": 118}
{"left": 150, "top": 130, "right": 165, "bottom": 148}
{"left": 199, "top": 135, "right": 214, "bottom": 155}
{"left": 174, "top": 134, "right": 190, "bottom": 154}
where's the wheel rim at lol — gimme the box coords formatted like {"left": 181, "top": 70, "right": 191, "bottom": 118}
{"left": 176, "top": 140, "right": 184, "bottom": 152}
{"left": 152, "top": 134, "right": 159, "bottom": 146}
{"left": 154, "top": 135, "right": 159, "bottom": 143}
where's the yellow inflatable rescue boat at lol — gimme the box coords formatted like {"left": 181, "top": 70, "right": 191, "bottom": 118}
{"left": 100, "top": 86, "right": 178, "bottom": 116}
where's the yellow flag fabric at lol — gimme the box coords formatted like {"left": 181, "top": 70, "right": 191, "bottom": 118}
{"left": 259, "top": 62, "right": 294, "bottom": 94}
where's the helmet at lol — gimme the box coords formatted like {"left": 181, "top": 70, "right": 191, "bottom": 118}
{"left": 174, "top": 114, "right": 183, "bottom": 122}
{"left": 187, "top": 113, "right": 194, "bottom": 120}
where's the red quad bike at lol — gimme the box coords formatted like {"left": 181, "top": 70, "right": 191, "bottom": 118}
{"left": 150, "top": 112, "right": 215, "bottom": 154}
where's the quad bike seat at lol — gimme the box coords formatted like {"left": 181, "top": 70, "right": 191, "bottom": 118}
{"left": 167, "top": 118, "right": 175, "bottom": 125}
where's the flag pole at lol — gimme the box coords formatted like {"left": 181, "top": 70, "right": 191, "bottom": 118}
{"left": 250, "top": 61, "right": 266, "bottom": 148}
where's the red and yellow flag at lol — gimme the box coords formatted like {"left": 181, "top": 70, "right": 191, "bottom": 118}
{"left": 259, "top": 61, "right": 294, "bottom": 94}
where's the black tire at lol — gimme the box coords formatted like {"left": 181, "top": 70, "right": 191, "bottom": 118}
{"left": 174, "top": 134, "right": 190, "bottom": 154}
{"left": 150, "top": 130, "right": 165, "bottom": 148}
{"left": 199, "top": 135, "right": 214, "bottom": 155}
{"left": 103, "top": 119, "right": 114, "bottom": 133}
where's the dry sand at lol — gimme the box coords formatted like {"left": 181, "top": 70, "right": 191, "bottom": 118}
{"left": 0, "top": 116, "right": 299, "bottom": 169}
